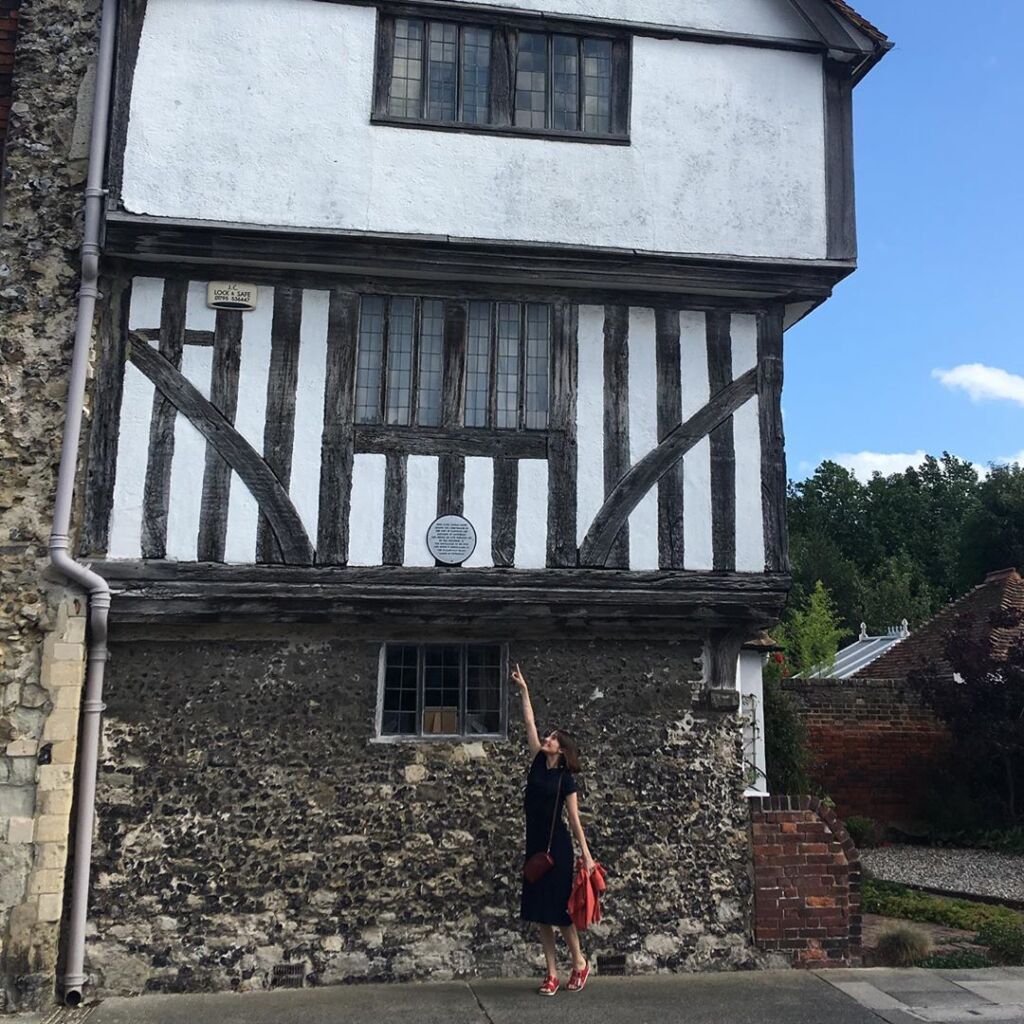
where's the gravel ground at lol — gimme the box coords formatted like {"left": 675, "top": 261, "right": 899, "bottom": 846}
{"left": 861, "top": 844, "right": 1024, "bottom": 903}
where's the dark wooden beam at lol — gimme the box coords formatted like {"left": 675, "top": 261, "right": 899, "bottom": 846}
{"left": 579, "top": 368, "right": 757, "bottom": 568}
{"left": 825, "top": 61, "right": 857, "bottom": 261}
{"left": 546, "top": 302, "right": 578, "bottom": 567}
{"left": 706, "top": 312, "right": 736, "bottom": 573}
{"left": 603, "top": 305, "right": 630, "bottom": 568}
{"left": 128, "top": 331, "right": 315, "bottom": 565}
{"left": 757, "top": 308, "right": 789, "bottom": 574}
{"left": 382, "top": 453, "right": 407, "bottom": 566}
{"left": 95, "top": 559, "right": 791, "bottom": 634}
{"left": 104, "top": 213, "right": 854, "bottom": 303}
{"left": 353, "top": 424, "right": 546, "bottom": 458}
{"left": 491, "top": 457, "right": 518, "bottom": 568}
{"left": 82, "top": 276, "right": 131, "bottom": 556}
{"left": 107, "top": 0, "right": 147, "bottom": 209}
{"left": 317, "top": 288, "right": 359, "bottom": 565}
{"left": 655, "top": 307, "right": 685, "bottom": 569}
{"left": 257, "top": 287, "right": 303, "bottom": 563}
{"left": 140, "top": 278, "right": 187, "bottom": 559}
{"left": 197, "top": 310, "right": 243, "bottom": 562}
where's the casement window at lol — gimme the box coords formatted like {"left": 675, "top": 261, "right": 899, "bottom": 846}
{"left": 378, "top": 643, "right": 506, "bottom": 738}
{"left": 373, "top": 14, "right": 630, "bottom": 142}
{"left": 354, "top": 295, "right": 551, "bottom": 431}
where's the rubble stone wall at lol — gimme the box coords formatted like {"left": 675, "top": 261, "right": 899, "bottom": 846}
{"left": 86, "top": 629, "right": 759, "bottom": 995}
{"left": 0, "top": 0, "right": 99, "bottom": 1010}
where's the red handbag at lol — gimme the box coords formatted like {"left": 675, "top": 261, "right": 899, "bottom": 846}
{"left": 523, "top": 769, "right": 564, "bottom": 884}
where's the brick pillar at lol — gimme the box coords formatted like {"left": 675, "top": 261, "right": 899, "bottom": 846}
{"left": 749, "top": 795, "right": 861, "bottom": 968}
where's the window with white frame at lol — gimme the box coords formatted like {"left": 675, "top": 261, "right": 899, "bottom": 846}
{"left": 379, "top": 643, "right": 506, "bottom": 738}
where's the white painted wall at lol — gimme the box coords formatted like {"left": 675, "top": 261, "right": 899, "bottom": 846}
{"left": 739, "top": 649, "right": 769, "bottom": 795}
{"left": 121, "top": 0, "right": 827, "bottom": 260}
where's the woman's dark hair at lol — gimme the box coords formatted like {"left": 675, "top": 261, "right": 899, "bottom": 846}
{"left": 554, "top": 730, "right": 582, "bottom": 774}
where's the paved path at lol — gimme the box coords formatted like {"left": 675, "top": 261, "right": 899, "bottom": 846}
{"left": 11, "top": 968, "right": 1024, "bottom": 1024}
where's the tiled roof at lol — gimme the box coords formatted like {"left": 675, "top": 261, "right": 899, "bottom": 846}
{"left": 852, "top": 569, "right": 1024, "bottom": 680}
{"left": 826, "top": 0, "right": 890, "bottom": 44}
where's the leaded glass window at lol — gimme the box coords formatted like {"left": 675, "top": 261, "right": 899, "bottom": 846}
{"left": 388, "top": 19, "right": 424, "bottom": 118}
{"left": 354, "top": 296, "right": 551, "bottom": 431}
{"left": 380, "top": 643, "right": 505, "bottom": 738}
{"left": 379, "top": 17, "right": 627, "bottom": 141}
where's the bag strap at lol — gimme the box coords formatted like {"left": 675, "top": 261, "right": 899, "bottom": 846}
{"left": 545, "top": 769, "right": 565, "bottom": 854}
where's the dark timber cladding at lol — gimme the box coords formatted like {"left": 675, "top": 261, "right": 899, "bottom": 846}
{"left": 706, "top": 312, "right": 736, "bottom": 572}
{"left": 546, "top": 302, "right": 578, "bottom": 567}
{"left": 127, "top": 333, "right": 315, "bottom": 565}
{"left": 655, "top": 308, "right": 685, "bottom": 569}
{"left": 603, "top": 305, "right": 630, "bottom": 569}
{"left": 758, "top": 308, "right": 789, "bottom": 573}
{"left": 257, "top": 287, "right": 303, "bottom": 563}
{"left": 82, "top": 277, "right": 131, "bottom": 556}
{"left": 197, "top": 310, "right": 243, "bottom": 562}
{"left": 317, "top": 288, "right": 359, "bottom": 564}
{"left": 140, "top": 278, "right": 187, "bottom": 559}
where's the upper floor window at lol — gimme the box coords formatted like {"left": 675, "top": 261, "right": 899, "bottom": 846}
{"left": 354, "top": 295, "right": 550, "bottom": 431}
{"left": 374, "top": 15, "right": 630, "bottom": 143}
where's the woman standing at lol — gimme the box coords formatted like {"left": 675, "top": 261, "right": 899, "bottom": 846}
{"left": 512, "top": 663, "right": 596, "bottom": 995}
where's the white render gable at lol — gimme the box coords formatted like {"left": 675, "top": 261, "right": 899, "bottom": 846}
{"left": 120, "top": 0, "right": 829, "bottom": 260}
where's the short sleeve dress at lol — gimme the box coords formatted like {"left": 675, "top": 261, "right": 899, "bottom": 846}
{"left": 520, "top": 751, "right": 578, "bottom": 926}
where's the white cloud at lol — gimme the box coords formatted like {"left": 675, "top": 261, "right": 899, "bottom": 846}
{"left": 832, "top": 450, "right": 930, "bottom": 481}
{"left": 932, "top": 363, "right": 1024, "bottom": 406}
{"left": 996, "top": 449, "right": 1024, "bottom": 467}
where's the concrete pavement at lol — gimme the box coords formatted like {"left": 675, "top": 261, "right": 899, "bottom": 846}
{"left": 13, "top": 967, "right": 1024, "bottom": 1024}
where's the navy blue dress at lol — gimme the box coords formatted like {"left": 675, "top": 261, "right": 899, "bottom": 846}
{"left": 520, "top": 751, "right": 578, "bottom": 925}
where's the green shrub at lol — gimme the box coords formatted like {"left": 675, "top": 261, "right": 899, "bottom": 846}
{"left": 862, "top": 878, "right": 1024, "bottom": 933}
{"left": 976, "top": 920, "right": 1024, "bottom": 965}
{"left": 917, "top": 950, "right": 994, "bottom": 969}
{"left": 875, "top": 924, "right": 931, "bottom": 967}
{"left": 844, "top": 815, "right": 881, "bottom": 848}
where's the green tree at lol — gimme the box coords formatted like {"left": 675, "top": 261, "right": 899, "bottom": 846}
{"left": 959, "top": 464, "right": 1024, "bottom": 590}
{"left": 776, "top": 580, "right": 844, "bottom": 675}
{"left": 859, "top": 552, "right": 936, "bottom": 633}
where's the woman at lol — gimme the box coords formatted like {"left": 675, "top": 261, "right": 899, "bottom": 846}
{"left": 512, "top": 663, "right": 596, "bottom": 995}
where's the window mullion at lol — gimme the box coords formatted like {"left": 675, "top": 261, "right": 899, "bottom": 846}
{"left": 577, "top": 36, "right": 585, "bottom": 133}
{"left": 455, "top": 23, "right": 464, "bottom": 122}
{"left": 410, "top": 297, "right": 422, "bottom": 425}
{"left": 546, "top": 34, "right": 554, "bottom": 130}
{"left": 420, "top": 20, "right": 429, "bottom": 119}
{"left": 517, "top": 304, "right": 528, "bottom": 430}
{"left": 487, "top": 304, "right": 498, "bottom": 429}
{"left": 379, "top": 299, "right": 390, "bottom": 424}
{"left": 416, "top": 645, "right": 425, "bottom": 738}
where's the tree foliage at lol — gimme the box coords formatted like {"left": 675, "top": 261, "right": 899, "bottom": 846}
{"left": 775, "top": 580, "right": 844, "bottom": 675}
{"left": 911, "top": 610, "right": 1024, "bottom": 827}
{"left": 786, "top": 455, "right": 1023, "bottom": 636}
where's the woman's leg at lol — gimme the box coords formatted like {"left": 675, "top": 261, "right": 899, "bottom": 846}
{"left": 558, "top": 924, "right": 587, "bottom": 971}
{"left": 537, "top": 924, "right": 559, "bottom": 977}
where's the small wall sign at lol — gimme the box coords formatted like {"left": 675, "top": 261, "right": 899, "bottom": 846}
{"left": 426, "top": 515, "right": 477, "bottom": 566}
{"left": 206, "top": 282, "right": 258, "bottom": 311}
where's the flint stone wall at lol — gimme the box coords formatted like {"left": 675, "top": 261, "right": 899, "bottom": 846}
{"left": 1, "top": 0, "right": 99, "bottom": 1011}
{"left": 87, "top": 629, "right": 759, "bottom": 995}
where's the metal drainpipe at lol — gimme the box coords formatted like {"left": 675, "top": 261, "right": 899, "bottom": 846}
{"left": 48, "top": 0, "right": 119, "bottom": 1006}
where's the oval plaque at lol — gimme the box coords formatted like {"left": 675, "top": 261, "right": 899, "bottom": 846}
{"left": 426, "top": 515, "right": 477, "bottom": 566}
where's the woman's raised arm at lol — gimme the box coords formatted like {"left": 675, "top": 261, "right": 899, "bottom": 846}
{"left": 511, "top": 662, "right": 542, "bottom": 755}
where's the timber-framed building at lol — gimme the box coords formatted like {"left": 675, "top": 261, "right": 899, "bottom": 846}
{"left": 0, "top": 0, "right": 889, "bottom": 1002}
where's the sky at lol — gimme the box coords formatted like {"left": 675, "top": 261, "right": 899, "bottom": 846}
{"left": 785, "top": 1, "right": 1024, "bottom": 481}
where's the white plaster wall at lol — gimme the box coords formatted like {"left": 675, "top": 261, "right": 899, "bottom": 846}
{"left": 680, "top": 311, "right": 713, "bottom": 571}
{"left": 459, "top": 0, "right": 816, "bottom": 38}
{"left": 405, "top": 456, "right": 440, "bottom": 567}
{"left": 628, "top": 309, "right": 659, "bottom": 570}
{"left": 575, "top": 305, "right": 605, "bottom": 547}
{"left": 739, "top": 649, "right": 768, "bottom": 795}
{"left": 121, "top": 0, "right": 827, "bottom": 260}
{"left": 515, "top": 460, "right": 549, "bottom": 569}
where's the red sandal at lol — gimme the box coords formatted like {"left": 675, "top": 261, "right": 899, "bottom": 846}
{"left": 538, "top": 974, "right": 560, "bottom": 996}
{"left": 567, "top": 960, "right": 590, "bottom": 992}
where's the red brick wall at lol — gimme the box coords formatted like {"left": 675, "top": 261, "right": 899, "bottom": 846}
{"left": 750, "top": 795, "right": 861, "bottom": 968}
{"left": 782, "top": 678, "right": 952, "bottom": 826}
{"left": 0, "top": 0, "right": 20, "bottom": 169}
